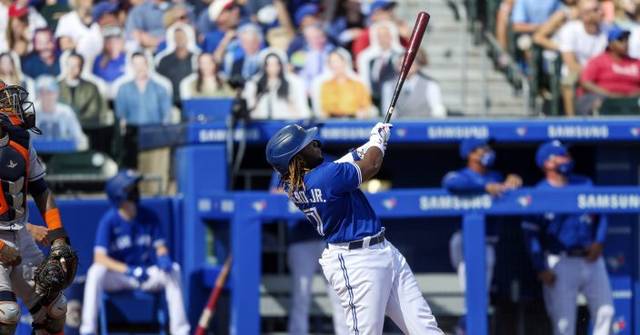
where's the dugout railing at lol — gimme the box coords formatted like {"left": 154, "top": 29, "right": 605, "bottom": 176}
{"left": 171, "top": 116, "right": 640, "bottom": 333}
{"left": 193, "top": 188, "right": 640, "bottom": 335}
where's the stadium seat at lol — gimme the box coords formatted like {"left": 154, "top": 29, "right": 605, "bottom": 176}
{"left": 99, "top": 291, "right": 168, "bottom": 335}
{"left": 43, "top": 150, "right": 118, "bottom": 192}
{"left": 598, "top": 97, "right": 640, "bottom": 115}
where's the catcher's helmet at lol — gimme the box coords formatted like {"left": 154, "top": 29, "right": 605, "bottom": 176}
{"left": 105, "top": 169, "right": 142, "bottom": 205}
{"left": 0, "top": 80, "right": 40, "bottom": 133}
{"left": 266, "top": 124, "right": 318, "bottom": 176}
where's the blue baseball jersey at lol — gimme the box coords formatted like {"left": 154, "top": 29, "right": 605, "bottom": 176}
{"left": 270, "top": 171, "right": 319, "bottom": 244}
{"left": 94, "top": 207, "right": 166, "bottom": 267}
{"left": 288, "top": 161, "right": 381, "bottom": 243}
{"left": 522, "top": 175, "right": 608, "bottom": 271}
{"left": 441, "top": 167, "right": 504, "bottom": 195}
{"left": 442, "top": 167, "right": 504, "bottom": 241}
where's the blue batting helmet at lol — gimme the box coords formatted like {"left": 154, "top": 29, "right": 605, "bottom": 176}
{"left": 266, "top": 124, "right": 318, "bottom": 175}
{"left": 105, "top": 169, "right": 142, "bottom": 205}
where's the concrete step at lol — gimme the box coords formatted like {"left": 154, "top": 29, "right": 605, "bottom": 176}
{"left": 427, "top": 69, "right": 510, "bottom": 82}
{"left": 428, "top": 56, "right": 488, "bottom": 66}
{"left": 439, "top": 83, "right": 520, "bottom": 97}
{"left": 444, "top": 96, "right": 526, "bottom": 108}
{"left": 397, "top": 0, "right": 528, "bottom": 116}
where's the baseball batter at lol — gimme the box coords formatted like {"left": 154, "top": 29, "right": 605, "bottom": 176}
{"left": 0, "top": 81, "right": 77, "bottom": 334}
{"left": 266, "top": 123, "right": 443, "bottom": 334}
{"left": 522, "top": 141, "right": 614, "bottom": 335}
{"left": 270, "top": 173, "right": 348, "bottom": 335}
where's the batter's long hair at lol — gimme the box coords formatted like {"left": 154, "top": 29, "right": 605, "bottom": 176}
{"left": 283, "top": 155, "right": 306, "bottom": 197}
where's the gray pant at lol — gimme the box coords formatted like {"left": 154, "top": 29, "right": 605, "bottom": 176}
{"left": 0, "top": 227, "right": 45, "bottom": 308}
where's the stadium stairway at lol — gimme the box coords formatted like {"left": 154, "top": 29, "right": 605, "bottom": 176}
{"left": 398, "top": 0, "right": 530, "bottom": 116}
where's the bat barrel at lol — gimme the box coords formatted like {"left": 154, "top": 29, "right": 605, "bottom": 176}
{"left": 382, "top": 11, "right": 430, "bottom": 123}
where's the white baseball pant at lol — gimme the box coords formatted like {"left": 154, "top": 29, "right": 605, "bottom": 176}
{"left": 287, "top": 240, "right": 348, "bottom": 335}
{"left": 543, "top": 255, "right": 614, "bottom": 335}
{"left": 79, "top": 263, "right": 190, "bottom": 335}
{"left": 319, "top": 239, "right": 443, "bottom": 335}
{"left": 0, "top": 228, "right": 45, "bottom": 307}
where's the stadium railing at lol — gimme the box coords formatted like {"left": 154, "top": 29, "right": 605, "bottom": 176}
{"left": 194, "top": 188, "right": 640, "bottom": 335}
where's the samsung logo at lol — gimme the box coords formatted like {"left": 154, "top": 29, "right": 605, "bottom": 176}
{"left": 320, "top": 127, "right": 370, "bottom": 139}
{"left": 427, "top": 126, "right": 489, "bottom": 139}
{"left": 547, "top": 125, "right": 609, "bottom": 138}
{"left": 419, "top": 195, "right": 492, "bottom": 210}
{"left": 198, "top": 129, "right": 260, "bottom": 142}
{"left": 577, "top": 194, "right": 640, "bottom": 209}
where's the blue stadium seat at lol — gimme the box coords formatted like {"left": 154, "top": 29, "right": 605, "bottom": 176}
{"left": 99, "top": 290, "right": 167, "bottom": 335}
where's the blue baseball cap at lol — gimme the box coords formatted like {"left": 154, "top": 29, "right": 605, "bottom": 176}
{"left": 607, "top": 25, "right": 630, "bottom": 43}
{"left": 536, "top": 140, "right": 569, "bottom": 168}
{"left": 294, "top": 3, "right": 319, "bottom": 27}
{"left": 459, "top": 138, "right": 489, "bottom": 159}
{"left": 105, "top": 169, "right": 143, "bottom": 205}
{"left": 92, "top": 1, "right": 119, "bottom": 21}
{"left": 368, "top": 0, "right": 396, "bottom": 16}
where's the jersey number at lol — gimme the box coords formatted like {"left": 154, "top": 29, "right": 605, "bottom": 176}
{"left": 303, "top": 207, "right": 324, "bottom": 236}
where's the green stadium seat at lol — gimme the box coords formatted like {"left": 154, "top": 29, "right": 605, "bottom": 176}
{"left": 44, "top": 150, "right": 118, "bottom": 191}
{"left": 598, "top": 97, "right": 640, "bottom": 115}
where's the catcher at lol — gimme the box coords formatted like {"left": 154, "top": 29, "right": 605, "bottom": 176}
{"left": 0, "top": 80, "right": 77, "bottom": 334}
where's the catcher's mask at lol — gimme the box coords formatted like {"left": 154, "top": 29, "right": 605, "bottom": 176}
{"left": 0, "top": 81, "right": 40, "bottom": 134}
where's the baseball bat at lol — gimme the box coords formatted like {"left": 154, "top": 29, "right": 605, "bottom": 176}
{"left": 383, "top": 11, "right": 431, "bottom": 123}
{"left": 194, "top": 255, "right": 233, "bottom": 335}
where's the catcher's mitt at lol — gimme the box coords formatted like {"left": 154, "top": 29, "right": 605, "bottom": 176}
{"left": 34, "top": 240, "right": 78, "bottom": 301}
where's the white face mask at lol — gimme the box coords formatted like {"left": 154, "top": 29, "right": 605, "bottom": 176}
{"left": 66, "top": 78, "right": 80, "bottom": 87}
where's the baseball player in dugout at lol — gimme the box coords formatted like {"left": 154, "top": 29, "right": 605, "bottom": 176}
{"left": 442, "top": 138, "right": 522, "bottom": 334}
{"left": 0, "top": 81, "right": 78, "bottom": 335}
{"left": 442, "top": 138, "right": 523, "bottom": 285}
{"left": 80, "top": 170, "right": 190, "bottom": 335}
{"left": 266, "top": 123, "right": 443, "bottom": 334}
{"left": 522, "top": 140, "right": 614, "bottom": 335}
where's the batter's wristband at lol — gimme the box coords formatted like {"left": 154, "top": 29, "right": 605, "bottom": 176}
{"left": 47, "top": 227, "right": 68, "bottom": 243}
{"left": 44, "top": 208, "right": 63, "bottom": 230}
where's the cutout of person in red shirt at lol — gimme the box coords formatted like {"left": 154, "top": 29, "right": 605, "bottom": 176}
{"left": 578, "top": 25, "right": 640, "bottom": 114}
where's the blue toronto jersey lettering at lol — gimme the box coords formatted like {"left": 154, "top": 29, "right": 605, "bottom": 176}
{"left": 288, "top": 161, "right": 381, "bottom": 243}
